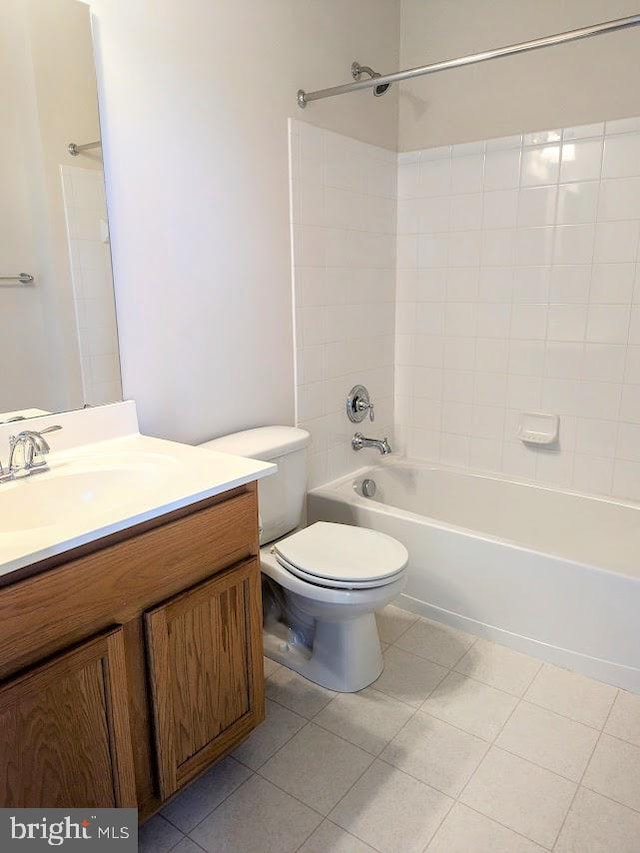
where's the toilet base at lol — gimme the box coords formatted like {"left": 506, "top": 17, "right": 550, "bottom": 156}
{"left": 264, "top": 611, "right": 383, "bottom": 692}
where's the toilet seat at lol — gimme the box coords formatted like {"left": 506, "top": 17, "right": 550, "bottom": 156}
{"left": 272, "top": 521, "right": 408, "bottom": 590}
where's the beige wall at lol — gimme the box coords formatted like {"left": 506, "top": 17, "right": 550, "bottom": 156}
{"left": 90, "top": 0, "right": 400, "bottom": 444}
{"left": 399, "top": 0, "right": 640, "bottom": 151}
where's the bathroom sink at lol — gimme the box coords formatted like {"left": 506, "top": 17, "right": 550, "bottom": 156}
{"left": 0, "top": 463, "right": 173, "bottom": 532}
{"left": 0, "top": 422, "right": 275, "bottom": 580}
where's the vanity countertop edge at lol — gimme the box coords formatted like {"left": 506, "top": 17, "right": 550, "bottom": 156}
{"left": 0, "top": 428, "right": 275, "bottom": 580}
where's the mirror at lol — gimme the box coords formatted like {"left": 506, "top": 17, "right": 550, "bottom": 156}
{"left": 0, "top": 0, "right": 122, "bottom": 421}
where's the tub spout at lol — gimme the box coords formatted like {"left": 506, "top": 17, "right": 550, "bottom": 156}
{"left": 352, "top": 432, "right": 392, "bottom": 455}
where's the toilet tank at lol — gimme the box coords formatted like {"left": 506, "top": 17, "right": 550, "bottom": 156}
{"left": 200, "top": 426, "right": 310, "bottom": 545}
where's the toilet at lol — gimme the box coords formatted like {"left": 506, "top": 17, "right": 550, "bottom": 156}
{"left": 201, "top": 426, "right": 408, "bottom": 692}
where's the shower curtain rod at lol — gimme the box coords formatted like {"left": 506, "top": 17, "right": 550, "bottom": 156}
{"left": 297, "top": 13, "right": 640, "bottom": 108}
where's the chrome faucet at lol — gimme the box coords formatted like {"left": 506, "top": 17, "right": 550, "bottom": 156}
{"left": 0, "top": 425, "right": 62, "bottom": 482}
{"left": 351, "top": 432, "right": 392, "bottom": 455}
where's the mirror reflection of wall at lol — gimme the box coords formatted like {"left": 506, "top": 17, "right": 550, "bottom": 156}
{"left": 0, "top": 0, "right": 122, "bottom": 421}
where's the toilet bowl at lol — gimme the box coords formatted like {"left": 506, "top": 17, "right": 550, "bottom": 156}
{"left": 261, "top": 521, "right": 407, "bottom": 691}
{"left": 200, "top": 426, "right": 408, "bottom": 692}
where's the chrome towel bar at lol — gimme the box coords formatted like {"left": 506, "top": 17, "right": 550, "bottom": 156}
{"left": 68, "top": 140, "right": 102, "bottom": 157}
{"left": 0, "top": 274, "right": 34, "bottom": 285}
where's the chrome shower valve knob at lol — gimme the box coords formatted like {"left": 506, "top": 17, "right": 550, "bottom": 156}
{"left": 347, "top": 384, "right": 375, "bottom": 423}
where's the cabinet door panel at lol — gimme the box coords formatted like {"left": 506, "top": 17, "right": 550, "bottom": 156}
{"left": 146, "top": 558, "right": 264, "bottom": 798}
{"left": 0, "top": 627, "right": 136, "bottom": 808}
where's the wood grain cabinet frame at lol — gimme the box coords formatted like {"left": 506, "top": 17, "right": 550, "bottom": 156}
{"left": 145, "top": 557, "right": 264, "bottom": 799}
{"left": 0, "top": 627, "right": 136, "bottom": 808}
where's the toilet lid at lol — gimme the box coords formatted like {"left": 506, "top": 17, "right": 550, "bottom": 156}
{"left": 273, "top": 522, "right": 408, "bottom": 585}
{"left": 275, "top": 553, "right": 406, "bottom": 589}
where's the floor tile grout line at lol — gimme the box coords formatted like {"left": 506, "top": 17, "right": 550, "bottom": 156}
{"left": 488, "top": 741, "right": 593, "bottom": 787}
{"left": 291, "top": 817, "right": 329, "bottom": 853}
{"left": 457, "top": 801, "right": 556, "bottom": 851}
{"left": 246, "top": 765, "right": 332, "bottom": 820}
{"left": 161, "top": 757, "right": 254, "bottom": 833}
{"left": 292, "top": 817, "right": 383, "bottom": 853}
{"left": 176, "top": 837, "right": 207, "bottom": 853}
{"left": 594, "top": 724, "right": 640, "bottom": 754}
{"left": 437, "top": 657, "right": 545, "bottom": 700}
{"left": 412, "top": 705, "right": 495, "bottom": 745}
{"left": 390, "top": 631, "right": 549, "bottom": 701}
{"left": 261, "top": 715, "right": 380, "bottom": 763}
{"left": 450, "top": 686, "right": 567, "bottom": 852}
{"left": 253, "top": 719, "right": 378, "bottom": 818}
{"left": 419, "top": 790, "right": 457, "bottom": 853}
{"left": 549, "top": 694, "right": 619, "bottom": 849}
{"left": 519, "top": 690, "right": 619, "bottom": 734}
{"left": 184, "top": 771, "right": 258, "bottom": 839}
{"left": 388, "top": 638, "right": 466, "bottom": 672}
{"left": 578, "top": 782, "right": 640, "bottom": 817}
{"left": 234, "top": 706, "right": 313, "bottom": 772}
{"left": 501, "top": 693, "right": 613, "bottom": 738}
{"left": 456, "top": 679, "right": 525, "bottom": 801}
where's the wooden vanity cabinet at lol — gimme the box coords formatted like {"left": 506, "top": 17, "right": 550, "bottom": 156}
{"left": 0, "top": 481, "right": 264, "bottom": 818}
{"left": 0, "top": 627, "right": 136, "bottom": 808}
{"left": 146, "top": 558, "right": 263, "bottom": 799}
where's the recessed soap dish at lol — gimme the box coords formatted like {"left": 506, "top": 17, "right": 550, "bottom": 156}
{"left": 518, "top": 412, "right": 560, "bottom": 447}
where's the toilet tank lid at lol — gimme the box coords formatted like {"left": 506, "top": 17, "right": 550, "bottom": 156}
{"left": 200, "top": 426, "right": 310, "bottom": 461}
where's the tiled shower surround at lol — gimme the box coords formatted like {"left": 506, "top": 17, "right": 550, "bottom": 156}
{"left": 291, "top": 116, "right": 640, "bottom": 501}
{"left": 290, "top": 120, "right": 397, "bottom": 487}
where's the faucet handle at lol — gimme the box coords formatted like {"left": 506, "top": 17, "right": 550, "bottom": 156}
{"left": 357, "top": 399, "right": 375, "bottom": 421}
{"left": 38, "top": 424, "right": 62, "bottom": 435}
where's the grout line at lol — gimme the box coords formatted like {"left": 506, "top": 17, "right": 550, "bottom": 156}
{"left": 419, "top": 790, "right": 456, "bottom": 853}
{"left": 184, "top": 771, "right": 258, "bottom": 839}
{"left": 549, "top": 688, "right": 619, "bottom": 849}
{"left": 453, "top": 801, "right": 554, "bottom": 851}
{"left": 577, "top": 782, "right": 640, "bottom": 817}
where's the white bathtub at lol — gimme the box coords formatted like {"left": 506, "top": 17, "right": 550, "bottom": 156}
{"left": 307, "top": 459, "right": 640, "bottom": 693}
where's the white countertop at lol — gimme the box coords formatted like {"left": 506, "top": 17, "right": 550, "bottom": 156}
{"left": 0, "top": 432, "right": 274, "bottom": 579}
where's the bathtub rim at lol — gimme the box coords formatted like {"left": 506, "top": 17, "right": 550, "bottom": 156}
{"left": 308, "top": 455, "right": 640, "bottom": 583}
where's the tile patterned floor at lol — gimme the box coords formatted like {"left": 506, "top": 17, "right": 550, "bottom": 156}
{"left": 140, "top": 605, "right": 640, "bottom": 853}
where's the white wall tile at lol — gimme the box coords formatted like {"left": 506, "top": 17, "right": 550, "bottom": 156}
{"left": 598, "top": 178, "right": 640, "bottom": 221}
{"left": 484, "top": 148, "right": 521, "bottom": 190}
{"left": 590, "top": 264, "right": 635, "bottom": 303}
{"left": 451, "top": 194, "right": 483, "bottom": 231}
{"left": 295, "top": 116, "right": 640, "bottom": 500}
{"left": 451, "top": 155, "right": 484, "bottom": 194}
{"left": 483, "top": 190, "right": 519, "bottom": 229}
{"left": 518, "top": 186, "right": 557, "bottom": 227}
{"left": 520, "top": 145, "right": 560, "bottom": 187}
{"left": 560, "top": 139, "right": 603, "bottom": 183}
{"left": 586, "top": 305, "right": 631, "bottom": 344}
{"left": 292, "top": 123, "right": 396, "bottom": 482}
{"left": 594, "top": 221, "right": 640, "bottom": 263}
{"left": 553, "top": 225, "right": 596, "bottom": 265}
{"left": 556, "top": 182, "right": 599, "bottom": 224}
{"left": 602, "top": 132, "right": 640, "bottom": 178}
{"left": 563, "top": 122, "right": 604, "bottom": 141}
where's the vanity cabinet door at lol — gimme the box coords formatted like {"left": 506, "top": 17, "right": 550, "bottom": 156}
{"left": 145, "top": 558, "right": 264, "bottom": 799}
{"left": 0, "top": 626, "right": 136, "bottom": 808}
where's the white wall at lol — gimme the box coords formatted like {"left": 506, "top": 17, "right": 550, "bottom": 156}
{"left": 395, "top": 118, "right": 640, "bottom": 502}
{"left": 399, "top": 0, "right": 640, "bottom": 151}
{"left": 291, "top": 121, "right": 397, "bottom": 487}
{"left": 90, "top": 0, "right": 400, "bottom": 444}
